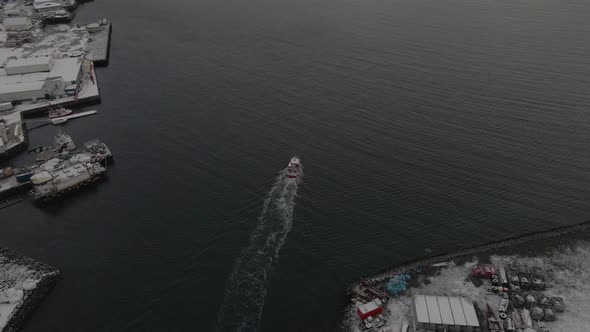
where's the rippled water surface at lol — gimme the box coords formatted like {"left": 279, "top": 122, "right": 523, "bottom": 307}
{"left": 1, "top": 0, "right": 590, "bottom": 330}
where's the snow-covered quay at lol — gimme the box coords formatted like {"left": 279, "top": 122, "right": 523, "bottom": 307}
{"left": 0, "top": 248, "right": 59, "bottom": 332}
{"left": 344, "top": 221, "right": 590, "bottom": 332}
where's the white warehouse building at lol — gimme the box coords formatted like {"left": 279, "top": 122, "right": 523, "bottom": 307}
{"left": 5, "top": 57, "right": 54, "bottom": 75}
{"left": 0, "top": 55, "right": 85, "bottom": 103}
{"left": 413, "top": 295, "right": 480, "bottom": 332}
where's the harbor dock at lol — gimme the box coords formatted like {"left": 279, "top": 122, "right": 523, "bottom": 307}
{"left": 0, "top": 1, "right": 113, "bottom": 331}
{"left": 0, "top": 6, "right": 111, "bottom": 159}
{"left": 85, "top": 20, "right": 112, "bottom": 65}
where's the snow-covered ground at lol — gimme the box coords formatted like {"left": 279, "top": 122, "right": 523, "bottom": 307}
{"left": 345, "top": 240, "right": 590, "bottom": 332}
{"left": 0, "top": 249, "right": 59, "bottom": 331}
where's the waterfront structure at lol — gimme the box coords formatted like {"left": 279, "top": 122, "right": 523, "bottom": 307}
{"left": 0, "top": 55, "right": 85, "bottom": 103}
{"left": 3, "top": 17, "right": 34, "bottom": 47}
{"left": 413, "top": 295, "right": 480, "bottom": 331}
{"left": 4, "top": 57, "right": 54, "bottom": 75}
{"left": 356, "top": 299, "right": 384, "bottom": 320}
{"left": 3, "top": 17, "right": 33, "bottom": 31}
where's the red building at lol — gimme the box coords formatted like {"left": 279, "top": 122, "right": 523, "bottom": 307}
{"left": 356, "top": 299, "right": 384, "bottom": 320}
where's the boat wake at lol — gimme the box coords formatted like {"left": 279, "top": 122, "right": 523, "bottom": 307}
{"left": 217, "top": 167, "right": 303, "bottom": 331}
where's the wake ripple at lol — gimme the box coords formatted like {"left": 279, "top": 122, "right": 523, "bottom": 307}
{"left": 218, "top": 167, "right": 303, "bottom": 331}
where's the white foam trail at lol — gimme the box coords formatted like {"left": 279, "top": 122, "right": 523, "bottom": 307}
{"left": 218, "top": 168, "right": 303, "bottom": 331}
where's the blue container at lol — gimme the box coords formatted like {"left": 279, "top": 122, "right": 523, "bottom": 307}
{"left": 16, "top": 171, "right": 33, "bottom": 183}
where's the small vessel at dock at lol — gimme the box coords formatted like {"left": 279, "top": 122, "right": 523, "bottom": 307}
{"left": 50, "top": 110, "right": 98, "bottom": 125}
{"left": 48, "top": 107, "right": 73, "bottom": 119}
{"left": 287, "top": 156, "right": 301, "bottom": 179}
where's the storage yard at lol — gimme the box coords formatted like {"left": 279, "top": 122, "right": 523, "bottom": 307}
{"left": 345, "top": 222, "right": 590, "bottom": 332}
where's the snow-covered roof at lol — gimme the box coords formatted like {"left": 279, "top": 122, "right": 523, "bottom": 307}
{"left": 4, "top": 9, "right": 22, "bottom": 16}
{"left": 5, "top": 56, "right": 53, "bottom": 69}
{"left": 2, "top": 17, "right": 31, "bottom": 27}
{"left": 0, "top": 72, "right": 49, "bottom": 85}
{"left": 357, "top": 298, "right": 382, "bottom": 314}
{"left": 31, "top": 171, "right": 53, "bottom": 184}
{"left": 413, "top": 295, "right": 479, "bottom": 327}
{"left": 48, "top": 57, "right": 82, "bottom": 83}
{"left": 0, "top": 81, "right": 45, "bottom": 95}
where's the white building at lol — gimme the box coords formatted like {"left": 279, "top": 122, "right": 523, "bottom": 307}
{"left": 4, "top": 56, "right": 54, "bottom": 75}
{"left": 48, "top": 56, "right": 82, "bottom": 95}
{"left": 3, "top": 17, "right": 33, "bottom": 31}
{"left": 0, "top": 56, "right": 84, "bottom": 102}
{"left": 413, "top": 295, "right": 480, "bottom": 332}
{"left": 5, "top": 9, "right": 25, "bottom": 17}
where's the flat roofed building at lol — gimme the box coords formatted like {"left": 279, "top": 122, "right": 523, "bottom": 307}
{"left": 3, "top": 17, "right": 33, "bottom": 31}
{"left": 5, "top": 56, "right": 54, "bottom": 75}
{"left": 0, "top": 81, "right": 46, "bottom": 103}
{"left": 48, "top": 57, "right": 82, "bottom": 84}
{"left": 356, "top": 298, "right": 383, "bottom": 320}
{"left": 413, "top": 295, "right": 480, "bottom": 332}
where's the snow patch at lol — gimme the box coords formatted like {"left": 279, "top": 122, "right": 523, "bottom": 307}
{"left": 346, "top": 243, "right": 590, "bottom": 332}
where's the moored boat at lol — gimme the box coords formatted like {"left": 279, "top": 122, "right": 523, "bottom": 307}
{"left": 48, "top": 107, "right": 73, "bottom": 119}
{"left": 29, "top": 160, "right": 106, "bottom": 201}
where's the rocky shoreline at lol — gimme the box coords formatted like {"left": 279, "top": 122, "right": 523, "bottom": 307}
{"left": 0, "top": 249, "right": 60, "bottom": 332}
{"left": 352, "top": 219, "right": 590, "bottom": 288}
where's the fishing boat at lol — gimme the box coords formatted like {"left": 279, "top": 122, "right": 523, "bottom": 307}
{"left": 48, "top": 107, "right": 73, "bottom": 119}
{"left": 29, "top": 160, "right": 106, "bottom": 201}
{"left": 287, "top": 156, "right": 301, "bottom": 179}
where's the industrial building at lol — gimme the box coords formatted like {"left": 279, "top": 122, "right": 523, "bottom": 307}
{"left": 0, "top": 55, "right": 85, "bottom": 103}
{"left": 3, "top": 17, "right": 34, "bottom": 47}
{"left": 356, "top": 299, "right": 384, "bottom": 320}
{"left": 3, "top": 17, "right": 33, "bottom": 31}
{"left": 413, "top": 295, "right": 480, "bottom": 331}
{"left": 5, "top": 57, "right": 54, "bottom": 75}
{"left": 48, "top": 56, "right": 83, "bottom": 95}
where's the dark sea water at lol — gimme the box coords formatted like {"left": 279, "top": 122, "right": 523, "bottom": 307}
{"left": 1, "top": 0, "right": 590, "bottom": 330}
